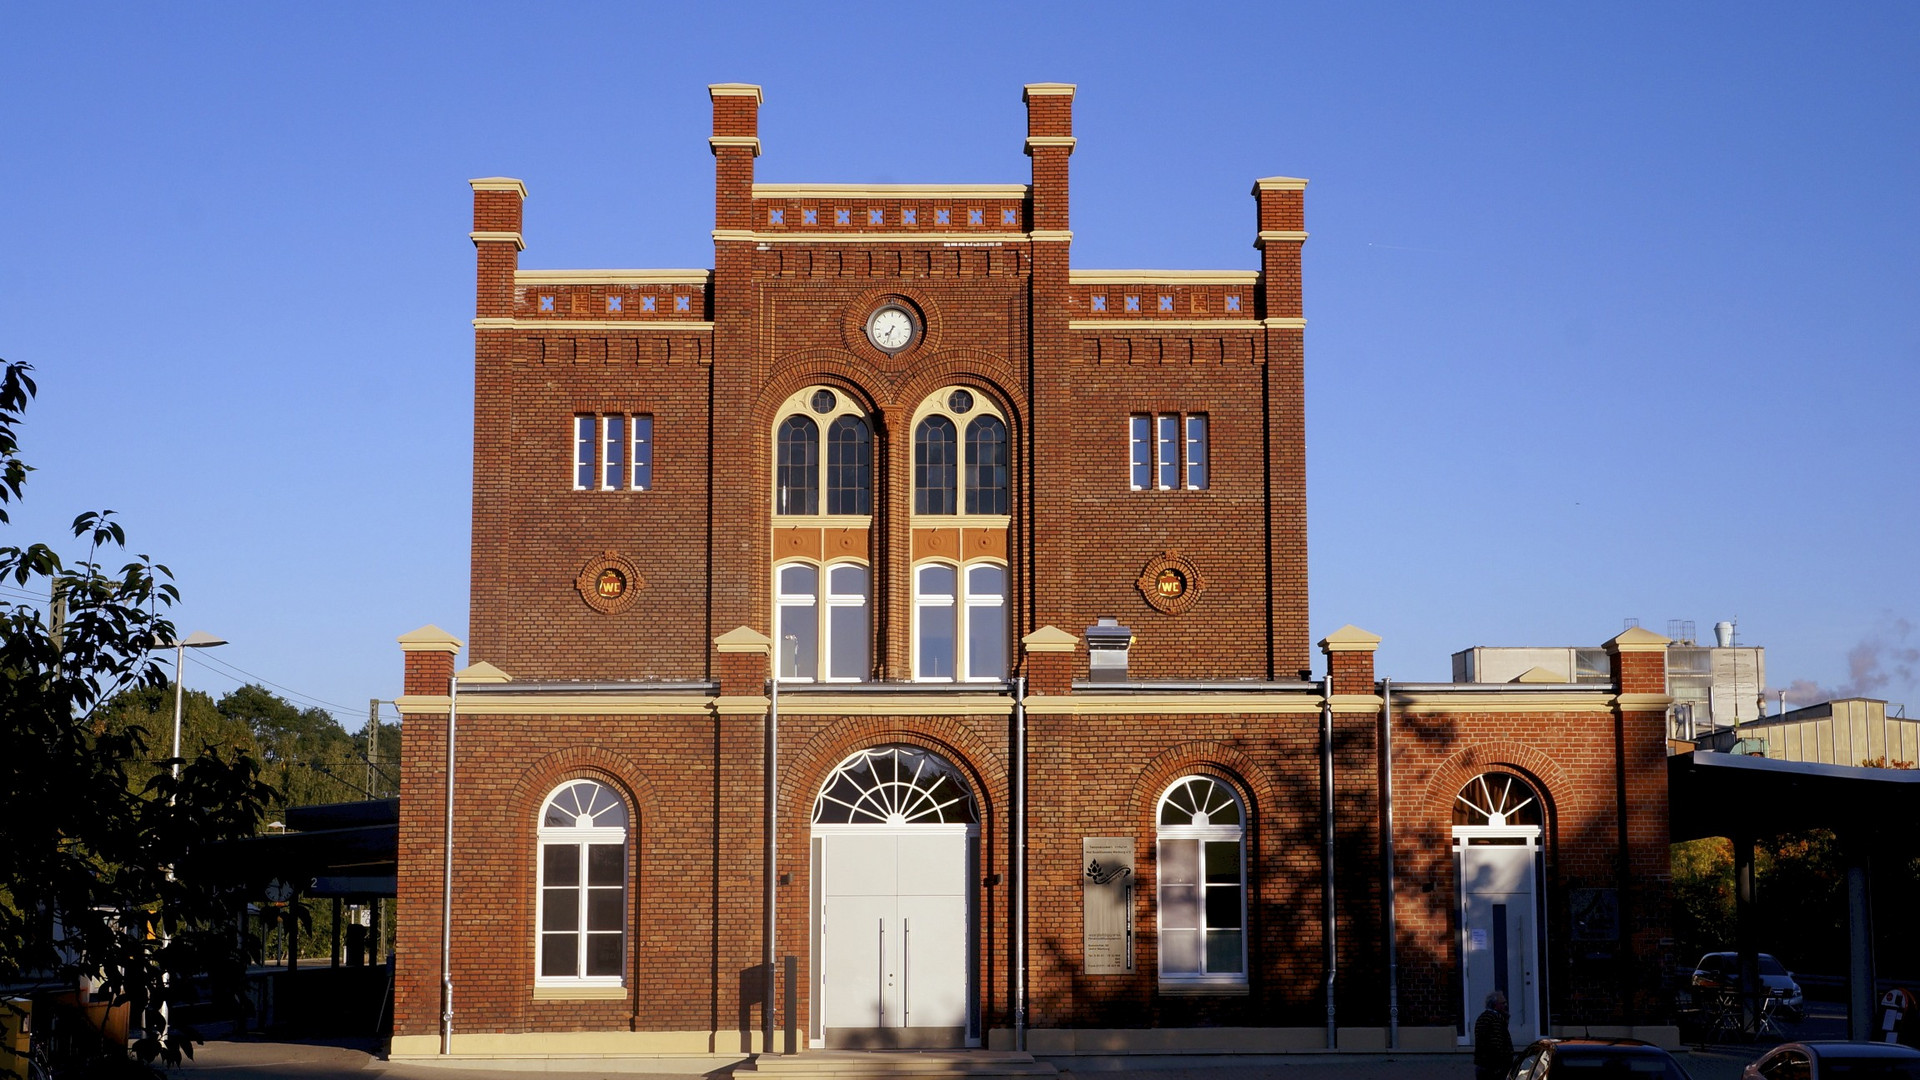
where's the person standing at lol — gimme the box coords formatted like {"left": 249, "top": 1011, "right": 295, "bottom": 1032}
{"left": 1474, "top": 990, "right": 1514, "bottom": 1080}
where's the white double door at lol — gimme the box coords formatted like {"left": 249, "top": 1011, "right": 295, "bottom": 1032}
{"left": 816, "top": 828, "right": 971, "bottom": 1048}
{"left": 1458, "top": 833, "right": 1543, "bottom": 1044}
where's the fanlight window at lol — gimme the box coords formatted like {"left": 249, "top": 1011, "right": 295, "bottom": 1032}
{"left": 1156, "top": 775, "right": 1246, "bottom": 984}
{"left": 537, "top": 780, "right": 628, "bottom": 984}
{"left": 1159, "top": 775, "right": 1243, "bottom": 827}
{"left": 1452, "top": 771, "right": 1542, "bottom": 828}
{"left": 812, "top": 745, "right": 978, "bottom": 826}
{"left": 544, "top": 779, "right": 628, "bottom": 829}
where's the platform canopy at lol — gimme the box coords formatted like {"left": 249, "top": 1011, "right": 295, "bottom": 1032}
{"left": 1668, "top": 750, "right": 1920, "bottom": 842}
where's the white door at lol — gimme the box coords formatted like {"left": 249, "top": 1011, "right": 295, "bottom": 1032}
{"left": 1459, "top": 837, "right": 1541, "bottom": 1043}
{"left": 818, "top": 829, "right": 970, "bottom": 1048}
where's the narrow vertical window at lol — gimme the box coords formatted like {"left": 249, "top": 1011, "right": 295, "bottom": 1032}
{"left": 537, "top": 780, "right": 628, "bottom": 987}
{"left": 964, "top": 416, "right": 1008, "bottom": 515}
{"left": 1184, "top": 415, "right": 1208, "bottom": 491}
{"left": 776, "top": 416, "right": 820, "bottom": 515}
{"left": 574, "top": 416, "right": 595, "bottom": 491}
{"left": 826, "top": 416, "right": 872, "bottom": 515}
{"left": 1156, "top": 776, "right": 1246, "bottom": 986}
{"left": 630, "top": 416, "right": 653, "bottom": 491}
{"left": 965, "top": 564, "right": 1008, "bottom": 681}
{"left": 1156, "top": 414, "right": 1178, "bottom": 491}
{"left": 601, "top": 415, "right": 624, "bottom": 491}
{"left": 775, "top": 563, "right": 819, "bottom": 681}
{"left": 915, "top": 416, "right": 959, "bottom": 515}
{"left": 1130, "top": 416, "right": 1151, "bottom": 491}
{"left": 915, "top": 564, "right": 958, "bottom": 680}
{"left": 825, "top": 564, "right": 870, "bottom": 681}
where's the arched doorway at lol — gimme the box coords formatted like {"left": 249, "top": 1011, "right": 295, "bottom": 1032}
{"left": 1453, "top": 771, "right": 1548, "bottom": 1045}
{"left": 809, "top": 745, "right": 978, "bottom": 1049}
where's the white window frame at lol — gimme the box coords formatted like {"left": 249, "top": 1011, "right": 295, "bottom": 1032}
{"left": 912, "top": 560, "right": 1009, "bottom": 683}
{"left": 1156, "top": 413, "right": 1178, "bottom": 491}
{"left": 1129, "top": 412, "right": 1209, "bottom": 493}
{"left": 1155, "top": 775, "right": 1248, "bottom": 992}
{"left": 535, "top": 780, "right": 628, "bottom": 990}
{"left": 774, "top": 559, "right": 870, "bottom": 683}
{"left": 910, "top": 386, "right": 1011, "bottom": 520}
{"left": 601, "top": 415, "right": 625, "bottom": 491}
{"left": 772, "top": 387, "right": 873, "bottom": 521}
{"left": 1185, "top": 415, "right": 1208, "bottom": 491}
{"left": 573, "top": 415, "right": 594, "bottom": 491}
{"left": 1129, "top": 415, "right": 1152, "bottom": 490}
{"left": 629, "top": 415, "right": 653, "bottom": 491}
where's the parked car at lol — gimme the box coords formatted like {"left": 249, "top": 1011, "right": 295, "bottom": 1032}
{"left": 1694, "top": 951, "right": 1807, "bottom": 1023}
{"left": 1506, "top": 1037, "right": 1694, "bottom": 1079}
{"left": 1743, "top": 1040, "right": 1920, "bottom": 1078}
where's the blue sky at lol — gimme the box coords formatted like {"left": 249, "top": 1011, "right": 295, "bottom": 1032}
{"left": 4, "top": 3, "right": 1916, "bottom": 730}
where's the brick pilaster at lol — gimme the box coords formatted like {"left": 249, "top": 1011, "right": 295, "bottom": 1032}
{"left": 468, "top": 179, "right": 524, "bottom": 664}
{"left": 1021, "top": 625, "right": 1077, "bottom": 697}
{"left": 1023, "top": 83, "right": 1076, "bottom": 653}
{"left": 1318, "top": 624, "right": 1379, "bottom": 696}
{"left": 1605, "top": 625, "right": 1674, "bottom": 1022}
{"left": 392, "top": 625, "right": 461, "bottom": 1038}
{"left": 1257, "top": 177, "right": 1310, "bottom": 679}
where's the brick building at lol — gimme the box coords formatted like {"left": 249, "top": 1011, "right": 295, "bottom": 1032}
{"left": 390, "top": 83, "right": 1677, "bottom": 1061}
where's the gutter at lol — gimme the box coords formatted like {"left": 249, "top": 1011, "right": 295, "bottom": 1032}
{"left": 1322, "top": 673, "right": 1337, "bottom": 1049}
{"left": 439, "top": 673, "right": 459, "bottom": 1055}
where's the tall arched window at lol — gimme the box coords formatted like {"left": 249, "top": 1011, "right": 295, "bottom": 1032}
{"left": 915, "top": 416, "right": 958, "bottom": 515}
{"left": 1156, "top": 775, "right": 1246, "bottom": 988}
{"left": 537, "top": 780, "right": 628, "bottom": 987}
{"left": 965, "top": 416, "right": 1008, "bottom": 515}
{"left": 775, "top": 387, "right": 871, "bottom": 518}
{"left": 913, "top": 387, "right": 1009, "bottom": 517}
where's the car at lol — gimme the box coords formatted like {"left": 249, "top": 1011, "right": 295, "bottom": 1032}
{"left": 1506, "top": 1037, "right": 1694, "bottom": 1079}
{"left": 1694, "top": 951, "right": 1807, "bottom": 1023}
{"left": 1742, "top": 1040, "right": 1920, "bottom": 1078}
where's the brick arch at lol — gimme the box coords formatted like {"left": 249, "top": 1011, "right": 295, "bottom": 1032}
{"left": 782, "top": 715, "right": 1008, "bottom": 826}
{"left": 509, "top": 743, "right": 662, "bottom": 833}
{"left": 1421, "top": 741, "right": 1569, "bottom": 845}
{"left": 1129, "top": 740, "right": 1278, "bottom": 845}
{"left": 756, "top": 356, "right": 892, "bottom": 426}
{"left": 892, "top": 349, "right": 1028, "bottom": 421}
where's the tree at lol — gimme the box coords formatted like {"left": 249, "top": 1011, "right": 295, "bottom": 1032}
{"left": 0, "top": 359, "right": 274, "bottom": 1069}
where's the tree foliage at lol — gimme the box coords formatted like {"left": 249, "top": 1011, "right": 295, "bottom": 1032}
{"left": 0, "top": 360, "right": 275, "bottom": 1068}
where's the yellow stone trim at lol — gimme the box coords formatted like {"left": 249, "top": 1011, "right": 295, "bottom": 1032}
{"left": 439, "top": 695, "right": 718, "bottom": 717}
{"left": 392, "top": 1028, "right": 741, "bottom": 1057}
{"left": 1022, "top": 625, "right": 1079, "bottom": 653}
{"left": 469, "top": 230, "right": 525, "bottom": 251}
{"left": 712, "top": 229, "right": 757, "bottom": 242}
{"left": 1029, "top": 229, "right": 1073, "bottom": 242}
{"left": 455, "top": 661, "right": 511, "bottom": 684}
{"left": 393, "top": 695, "right": 449, "bottom": 716}
{"left": 708, "top": 82, "right": 764, "bottom": 103}
{"left": 1254, "top": 230, "right": 1310, "bottom": 247}
{"left": 775, "top": 694, "right": 1013, "bottom": 717}
{"left": 1025, "top": 136, "right": 1077, "bottom": 152}
{"left": 1390, "top": 691, "right": 1615, "bottom": 714}
{"left": 714, "top": 695, "right": 771, "bottom": 715}
{"left": 1319, "top": 624, "right": 1382, "bottom": 652}
{"left": 753, "top": 183, "right": 1029, "bottom": 199}
{"left": 1022, "top": 83, "right": 1078, "bottom": 98}
{"left": 516, "top": 269, "right": 710, "bottom": 285}
{"left": 714, "top": 626, "right": 773, "bottom": 654}
{"left": 1614, "top": 692, "right": 1675, "bottom": 712}
{"left": 1606, "top": 626, "right": 1672, "bottom": 652}
{"left": 472, "top": 318, "right": 715, "bottom": 332}
{"left": 531, "top": 984, "right": 625, "bottom": 1000}
{"left": 398, "top": 625, "right": 462, "bottom": 653}
{"left": 1066, "top": 319, "right": 1261, "bottom": 332}
{"left": 1071, "top": 270, "right": 1261, "bottom": 285}
{"left": 1331, "top": 694, "right": 1385, "bottom": 713}
{"left": 1253, "top": 176, "right": 1310, "bottom": 192}
{"left": 1024, "top": 695, "right": 1323, "bottom": 717}
{"left": 739, "top": 231, "right": 1026, "bottom": 244}
{"left": 468, "top": 177, "right": 528, "bottom": 198}
{"left": 1264, "top": 318, "right": 1308, "bottom": 330}
{"left": 708, "top": 135, "right": 762, "bottom": 157}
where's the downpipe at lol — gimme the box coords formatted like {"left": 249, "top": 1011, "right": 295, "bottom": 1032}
{"left": 763, "top": 676, "right": 779, "bottom": 1055}
{"left": 1383, "top": 678, "right": 1399, "bottom": 1050}
{"left": 1014, "top": 675, "right": 1028, "bottom": 1052}
{"left": 439, "top": 673, "right": 459, "bottom": 1055}
{"left": 1322, "top": 674, "right": 1337, "bottom": 1049}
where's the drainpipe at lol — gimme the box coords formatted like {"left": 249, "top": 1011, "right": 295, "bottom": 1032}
{"left": 1014, "top": 675, "right": 1028, "bottom": 1052}
{"left": 439, "top": 673, "right": 459, "bottom": 1055}
{"left": 1322, "top": 674, "right": 1337, "bottom": 1049}
{"left": 763, "top": 676, "right": 779, "bottom": 1056}
{"left": 1382, "top": 678, "right": 1399, "bottom": 1050}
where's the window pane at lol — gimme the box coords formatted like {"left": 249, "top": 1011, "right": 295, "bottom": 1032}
{"left": 826, "top": 416, "right": 871, "bottom": 515}
{"left": 1160, "top": 927, "right": 1201, "bottom": 974}
{"left": 778, "top": 563, "right": 817, "bottom": 596}
{"left": 586, "top": 887, "right": 624, "bottom": 931}
{"left": 585, "top": 932, "right": 623, "bottom": 977}
{"left": 828, "top": 563, "right": 867, "bottom": 596}
{"left": 587, "top": 844, "right": 623, "bottom": 887}
{"left": 918, "top": 564, "right": 956, "bottom": 596}
{"left": 915, "top": 416, "right": 958, "bottom": 514}
{"left": 1161, "top": 883, "right": 1200, "bottom": 929}
{"left": 1205, "top": 929, "right": 1244, "bottom": 974}
{"left": 1157, "top": 414, "right": 1178, "bottom": 490}
{"left": 542, "top": 887, "right": 579, "bottom": 931}
{"left": 1185, "top": 415, "right": 1207, "bottom": 490}
{"left": 1204, "top": 841, "right": 1240, "bottom": 884}
{"left": 828, "top": 602, "right": 869, "bottom": 680}
{"left": 544, "top": 843, "right": 579, "bottom": 882}
{"left": 1130, "top": 416, "right": 1150, "bottom": 490}
{"left": 575, "top": 416, "right": 594, "bottom": 489}
{"left": 964, "top": 416, "right": 1008, "bottom": 514}
{"left": 779, "top": 599, "right": 818, "bottom": 679}
{"left": 1160, "top": 838, "right": 1198, "bottom": 885}
{"left": 602, "top": 415, "right": 624, "bottom": 489}
{"left": 919, "top": 603, "right": 955, "bottom": 679}
{"left": 541, "top": 932, "right": 577, "bottom": 977}
{"left": 967, "top": 594, "right": 1007, "bottom": 680}
{"left": 966, "top": 563, "right": 1006, "bottom": 598}
{"left": 1205, "top": 884, "right": 1242, "bottom": 929}
{"left": 630, "top": 416, "right": 652, "bottom": 491}
{"left": 776, "top": 415, "right": 818, "bottom": 515}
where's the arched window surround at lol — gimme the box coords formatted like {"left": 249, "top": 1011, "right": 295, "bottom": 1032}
{"left": 773, "top": 385, "right": 874, "bottom": 520}
{"left": 535, "top": 779, "right": 630, "bottom": 989}
{"left": 910, "top": 386, "right": 1011, "bottom": 523}
{"left": 1155, "top": 774, "right": 1247, "bottom": 991}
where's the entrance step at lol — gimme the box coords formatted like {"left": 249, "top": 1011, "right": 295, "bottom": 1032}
{"left": 741, "top": 1050, "right": 1059, "bottom": 1079}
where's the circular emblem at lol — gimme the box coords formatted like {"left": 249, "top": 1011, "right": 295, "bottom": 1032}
{"left": 1137, "top": 550, "right": 1206, "bottom": 615}
{"left": 576, "top": 552, "right": 647, "bottom": 615}
{"left": 865, "top": 304, "right": 917, "bottom": 354}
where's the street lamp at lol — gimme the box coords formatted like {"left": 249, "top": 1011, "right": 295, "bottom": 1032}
{"left": 164, "top": 631, "right": 227, "bottom": 780}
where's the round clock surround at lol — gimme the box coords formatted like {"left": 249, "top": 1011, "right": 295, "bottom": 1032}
{"left": 864, "top": 303, "right": 918, "bottom": 355}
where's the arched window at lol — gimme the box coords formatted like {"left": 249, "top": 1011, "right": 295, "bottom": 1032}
{"left": 812, "top": 745, "right": 977, "bottom": 825}
{"left": 537, "top": 780, "right": 628, "bottom": 987}
{"left": 776, "top": 561, "right": 869, "bottom": 682}
{"left": 1156, "top": 776, "right": 1246, "bottom": 987}
{"left": 1453, "top": 772, "right": 1543, "bottom": 829}
{"left": 775, "top": 387, "right": 871, "bottom": 518}
{"left": 913, "top": 561, "right": 1008, "bottom": 682}
{"left": 913, "top": 387, "right": 1009, "bottom": 517}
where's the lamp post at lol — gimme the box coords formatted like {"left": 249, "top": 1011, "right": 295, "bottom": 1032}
{"left": 166, "top": 631, "right": 227, "bottom": 780}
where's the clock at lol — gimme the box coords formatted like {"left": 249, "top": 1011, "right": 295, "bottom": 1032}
{"left": 865, "top": 305, "right": 915, "bottom": 353}
{"left": 265, "top": 878, "right": 296, "bottom": 903}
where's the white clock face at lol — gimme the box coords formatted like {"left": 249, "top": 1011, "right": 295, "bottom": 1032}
{"left": 868, "top": 307, "right": 914, "bottom": 351}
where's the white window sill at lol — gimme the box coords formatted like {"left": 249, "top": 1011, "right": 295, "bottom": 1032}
{"left": 533, "top": 983, "right": 626, "bottom": 1000}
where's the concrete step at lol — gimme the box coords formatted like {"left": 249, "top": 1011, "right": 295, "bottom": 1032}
{"left": 741, "top": 1050, "right": 1059, "bottom": 1078}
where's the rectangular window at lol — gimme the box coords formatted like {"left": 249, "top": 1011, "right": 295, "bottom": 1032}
{"left": 1129, "top": 416, "right": 1152, "bottom": 491}
{"left": 915, "top": 564, "right": 958, "bottom": 681}
{"left": 573, "top": 416, "right": 594, "bottom": 490}
{"left": 1185, "top": 415, "right": 1208, "bottom": 490}
{"left": 601, "top": 415, "right": 624, "bottom": 491}
{"left": 629, "top": 416, "right": 653, "bottom": 491}
{"left": 1156, "top": 414, "right": 1178, "bottom": 491}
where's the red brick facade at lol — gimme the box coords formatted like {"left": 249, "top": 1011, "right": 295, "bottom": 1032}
{"left": 391, "top": 84, "right": 1675, "bottom": 1059}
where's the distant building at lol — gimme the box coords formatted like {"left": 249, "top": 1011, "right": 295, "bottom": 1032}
{"left": 1452, "top": 620, "right": 1764, "bottom": 741}
{"left": 1695, "top": 697, "right": 1919, "bottom": 766}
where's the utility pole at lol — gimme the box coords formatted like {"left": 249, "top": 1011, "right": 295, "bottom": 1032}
{"left": 366, "top": 699, "right": 380, "bottom": 799}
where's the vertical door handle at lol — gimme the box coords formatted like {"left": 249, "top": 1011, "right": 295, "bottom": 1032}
{"left": 877, "top": 918, "right": 886, "bottom": 1026}
{"left": 903, "top": 918, "right": 910, "bottom": 1022}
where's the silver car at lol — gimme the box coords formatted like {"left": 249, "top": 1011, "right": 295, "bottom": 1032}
{"left": 1694, "top": 951, "right": 1807, "bottom": 1023}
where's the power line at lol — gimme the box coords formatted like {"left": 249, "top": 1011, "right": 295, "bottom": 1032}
{"left": 183, "top": 651, "right": 370, "bottom": 727}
